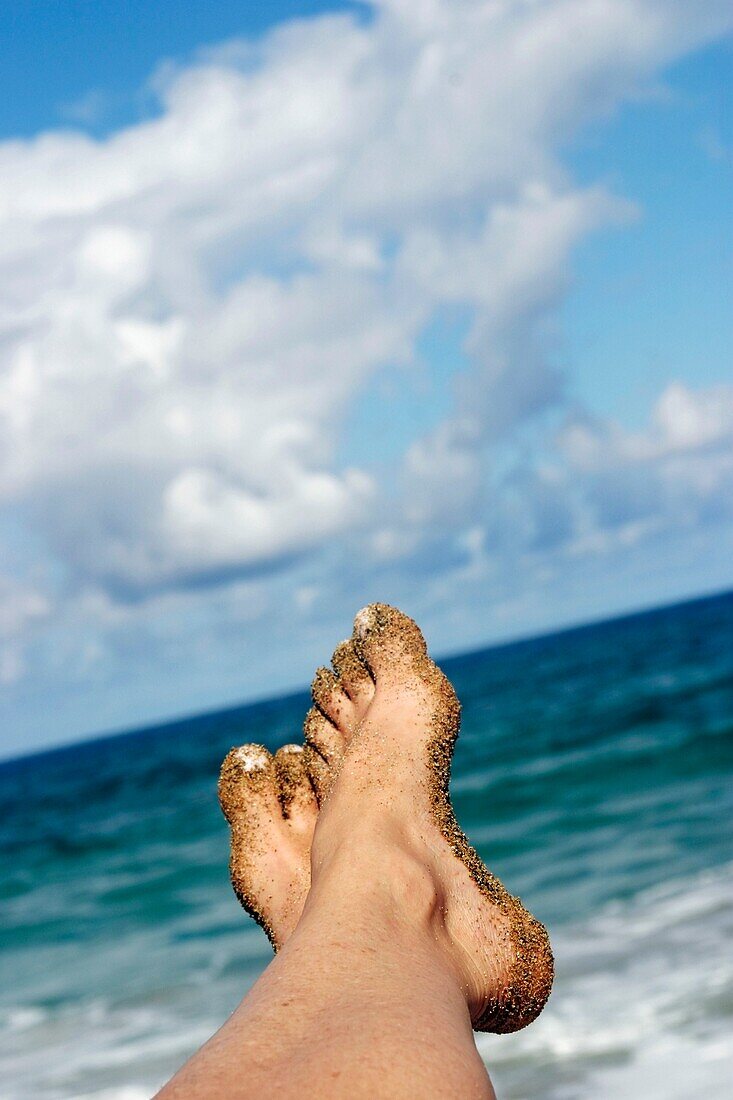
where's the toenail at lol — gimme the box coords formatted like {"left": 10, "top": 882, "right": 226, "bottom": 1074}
{"left": 235, "top": 745, "right": 270, "bottom": 772}
{"left": 353, "top": 606, "right": 374, "bottom": 638}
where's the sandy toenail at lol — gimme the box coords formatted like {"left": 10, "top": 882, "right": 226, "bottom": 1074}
{"left": 353, "top": 606, "right": 374, "bottom": 639}
{"left": 234, "top": 744, "right": 271, "bottom": 772}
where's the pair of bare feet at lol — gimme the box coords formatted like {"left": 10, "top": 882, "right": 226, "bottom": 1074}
{"left": 218, "top": 604, "right": 553, "bottom": 1035}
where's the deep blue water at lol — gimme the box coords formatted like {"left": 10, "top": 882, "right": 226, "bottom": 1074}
{"left": 1, "top": 592, "right": 732, "bottom": 1098}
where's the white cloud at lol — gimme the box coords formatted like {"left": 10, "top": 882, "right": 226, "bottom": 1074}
{"left": 0, "top": 575, "right": 50, "bottom": 684}
{"left": 0, "top": 0, "right": 731, "bottom": 725}
{"left": 554, "top": 382, "right": 733, "bottom": 543}
{"left": 562, "top": 382, "right": 733, "bottom": 469}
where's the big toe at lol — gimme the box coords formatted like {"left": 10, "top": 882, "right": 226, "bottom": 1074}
{"left": 218, "top": 743, "right": 281, "bottom": 829}
{"left": 352, "top": 603, "right": 428, "bottom": 681}
{"left": 218, "top": 744, "right": 288, "bottom": 945}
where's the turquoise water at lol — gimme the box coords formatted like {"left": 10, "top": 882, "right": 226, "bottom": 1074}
{"left": 1, "top": 592, "right": 732, "bottom": 1098}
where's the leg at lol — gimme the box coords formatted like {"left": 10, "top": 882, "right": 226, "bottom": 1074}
{"left": 158, "top": 829, "right": 495, "bottom": 1098}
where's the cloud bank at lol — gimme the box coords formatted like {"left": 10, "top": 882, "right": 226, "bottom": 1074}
{"left": 1, "top": 0, "right": 732, "bottom": 744}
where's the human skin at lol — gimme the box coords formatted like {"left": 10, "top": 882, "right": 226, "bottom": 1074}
{"left": 157, "top": 605, "right": 553, "bottom": 1098}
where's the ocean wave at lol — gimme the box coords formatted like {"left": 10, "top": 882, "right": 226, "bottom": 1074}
{"left": 1, "top": 594, "right": 730, "bottom": 1099}
{"left": 2, "top": 863, "right": 730, "bottom": 1099}
{"left": 478, "top": 861, "right": 733, "bottom": 1099}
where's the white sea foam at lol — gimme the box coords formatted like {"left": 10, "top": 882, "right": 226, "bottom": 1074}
{"left": 478, "top": 861, "right": 733, "bottom": 1099}
{"left": 2, "top": 863, "right": 731, "bottom": 1099}
{"left": 1, "top": 1006, "right": 48, "bottom": 1031}
{"left": 74, "top": 1090, "right": 152, "bottom": 1100}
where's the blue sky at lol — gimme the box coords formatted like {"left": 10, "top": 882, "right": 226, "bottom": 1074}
{"left": 0, "top": 2, "right": 366, "bottom": 137}
{"left": 0, "top": 1, "right": 731, "bottom": 758}
{"left": 567, "top": 40, "right": 732, "bottom": 420}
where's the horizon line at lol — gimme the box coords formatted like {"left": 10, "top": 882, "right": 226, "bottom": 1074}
{"left": 3, "top": 582, "right": 731, "bottom": 770}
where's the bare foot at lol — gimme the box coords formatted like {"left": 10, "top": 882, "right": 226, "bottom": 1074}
{"left": 305, "top": 603, "right": 554, "bottom": 1033}
{"left": 218, "top": 743, "right": 317, "bottom": 949}
{"left": 220, "top": 604, "right": 553, "bottom": 1033}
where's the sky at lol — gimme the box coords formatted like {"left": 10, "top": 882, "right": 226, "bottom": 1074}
{"left": 0, "top": 0, "right": 731, "bottom": 759}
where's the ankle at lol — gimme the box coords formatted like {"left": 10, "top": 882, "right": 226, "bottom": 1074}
{"left": 309, "top": 818, "right": 506, "bottom": 1023}
{"left": 308, "top": 816, "right": 445, "bottom": 935}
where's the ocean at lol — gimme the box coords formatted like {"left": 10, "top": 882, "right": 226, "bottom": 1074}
{"left": 1, "top": 591, "right": 732, "bottom": 1099}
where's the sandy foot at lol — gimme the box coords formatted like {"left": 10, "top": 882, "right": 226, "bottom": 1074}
{"left": 220, "top": 603, "right": 553, "bottom": 1032}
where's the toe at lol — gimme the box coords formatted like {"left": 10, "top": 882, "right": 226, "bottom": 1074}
{"left": 331, "top": 639, "right": 374, "bottom": 712}
{"left": 303, "top": 706, "right": 342, "bottom": 802}
{"left": 218, "top": 743, "right": 282, "bottom": 829}
{"left": 352, "top": 603, "right": 428, "bottom": 679}
{"left": 302, "top": 743, "right": 330, "bottom": 805}
{"left": 303, "top": 704, "right": 344, "bottom": 765}
{"left": 274, "top": 743, "right": 318, "bottom": 831}
{"left": 218, "top": 744, "right": 287, "bottom": 947}
{"left": 311, "top": 666, "right": 356, "bottom": 731}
